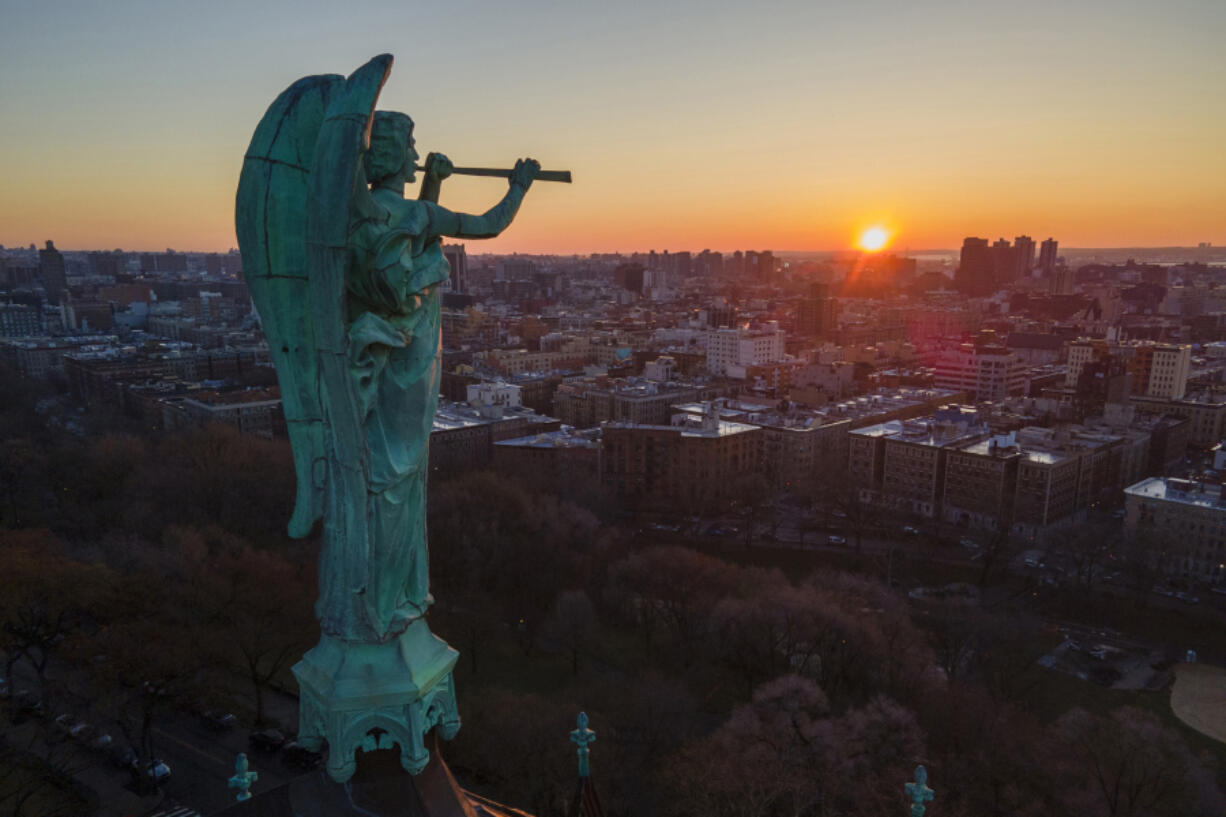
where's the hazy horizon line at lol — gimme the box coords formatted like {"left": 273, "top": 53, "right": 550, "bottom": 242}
{"left": 6, "top": 244, "right": 1225, "bottom": 258}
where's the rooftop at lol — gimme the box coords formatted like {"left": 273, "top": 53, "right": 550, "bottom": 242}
{"left": 809, "top": 387, "right": 964, "bottom": 423}
{"left": 433, "top": 400, "right": 557, "bottom": 431}
{"left": 184, "top": 386, "right": 281, "bottom": 407}
{"left": 851, "top": 417, "right": 988, "bottom": 448}
{"left": 494, "top": 428, "right": 601, "bottom": 450}
{"left": 1126, "top": 477, "right": 1226, "bottom": 510}
{"left": 605, "top": 416, "right": 759, "bottom": 438}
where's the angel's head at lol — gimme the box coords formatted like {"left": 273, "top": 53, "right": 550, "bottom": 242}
{"left": 365, "top": 111, "right": 417, "bottom": 188}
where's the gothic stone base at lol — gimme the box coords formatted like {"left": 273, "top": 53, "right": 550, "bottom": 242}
{"left": 292, "top": 619, "right": 460, "bottom": 783}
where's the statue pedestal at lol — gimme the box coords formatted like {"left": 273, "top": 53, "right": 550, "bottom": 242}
{"left": 293, "top": 619, "right": 460, "bottom": 783}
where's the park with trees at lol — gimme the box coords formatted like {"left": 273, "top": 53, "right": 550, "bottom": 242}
{"left": 1, "top": 361, "right": 1224, "bottom": 816}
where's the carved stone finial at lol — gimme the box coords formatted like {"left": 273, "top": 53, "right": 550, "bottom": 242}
{"left": 905, "top": 765, "right": 934, "bottom": 816}
{"left": 569, "top": 712, "right": 597, "bottom": 778}
{"left": 228, "top": 753, "right": 259, "bottom": 802}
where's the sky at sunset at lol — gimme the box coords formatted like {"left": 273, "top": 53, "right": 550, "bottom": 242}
{"left": 1, "top": 0, "right": 1224, "bottom": 255}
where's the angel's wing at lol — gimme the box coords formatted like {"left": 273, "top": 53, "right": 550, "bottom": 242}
{"left": 303, "top": 56, "right": 393, "bottom": 627}
{"left": 236, "top": 71, "right": 345, "bottom": 538}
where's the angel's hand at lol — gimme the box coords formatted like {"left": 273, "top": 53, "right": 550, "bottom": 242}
{"left": 510, "top": 158, "right": 540, "bottom": 191}
{"left": 424, "top": 152, "right": 453, "bottom": 182}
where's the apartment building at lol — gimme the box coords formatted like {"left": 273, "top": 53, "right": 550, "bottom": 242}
{"left": 1010, "top": 426, "right": 1126, "bottom": 536}
{"left": 1130, "top": 343, "right": 1191, "bottom": 399}
{"left": 1066, "top": 339, "right": 1191, "bottom": 400}
{"left": 673, "top": 399, "right": 851, "bottom": 496}
{"left": 849, "top": 406, "right": 988, "bottom": 518}
{"left": 553, "top": 378, "right": 702, "bottom": 428}
{"left": 1131, "top": 390, "right": 1226, "bottom": 447}
{"left": 1125, "top": 477, "right": 1226, "bottom": 584}
{"left": 706, "top": 322, "right": 786, "bottom": 376}
{"left": 933, "top": 343, "right": 1027, "bottom": 401}
{"left": 161, "top": 387, "right": 286, "bottom": 439}
{"left": 943, "top": 433, "right": 1022, "bottom": 532}
{"left": 601, "top": 414, "right": 762, "bottom": 513}
{"left": 493, "top": 427, "right": 601, "bottom": 499}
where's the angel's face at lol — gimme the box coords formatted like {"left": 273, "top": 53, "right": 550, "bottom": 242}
{"left": 404, "top": 128, "right": 420, "bottom": 184}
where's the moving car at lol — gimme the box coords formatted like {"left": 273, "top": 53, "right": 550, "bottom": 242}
{"left": 202, "top": 709, "right": 238, "bottom": 730}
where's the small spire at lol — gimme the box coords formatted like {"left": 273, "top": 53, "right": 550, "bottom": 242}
{"left": 905, "top": 765, "right": 934, "bottom": 816}
{"left": 228, "top": 752, "right": 259, "bottom": 802}
{"left": 570, "top": 711, "right": 597, "bottom": 778}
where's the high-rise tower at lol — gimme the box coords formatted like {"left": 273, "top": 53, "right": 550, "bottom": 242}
{"left": 955, "top": 237, "right": 993, "bottom": 295}
{"left": 1038, "top": 238, "right": 1059, "bottom": 277}
{"left": 38, "top": 240, "right": 66, "bottom": 305}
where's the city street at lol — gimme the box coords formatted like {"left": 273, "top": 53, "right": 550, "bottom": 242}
{"left": 3, "top": 659, "right": 307, "bottom": 816}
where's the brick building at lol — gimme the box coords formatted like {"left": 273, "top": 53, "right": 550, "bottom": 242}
{"left": 601, "top": 414, "right": 762, "bottom": 514}
{"left": 1125, "top": 477, "right": 1226, "bottom": 585}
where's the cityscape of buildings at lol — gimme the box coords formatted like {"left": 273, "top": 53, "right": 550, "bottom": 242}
{"left": 6, "top": 237, "right": 1226, "bottom": 589}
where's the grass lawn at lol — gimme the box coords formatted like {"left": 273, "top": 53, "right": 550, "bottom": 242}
{"left": 1171, "top": 663, "right": 1226, "bottom": 744}
{"left": 1021, "top": 663, "right": 1226, "bottom": 768}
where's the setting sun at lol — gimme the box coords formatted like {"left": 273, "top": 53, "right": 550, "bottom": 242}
{"left": 858, "top": 226, "right": 890, "bottom": 252}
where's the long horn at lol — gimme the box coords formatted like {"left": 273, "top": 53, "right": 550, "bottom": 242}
{"left": 416, "top": 165, "right": 572, "bottom": 183}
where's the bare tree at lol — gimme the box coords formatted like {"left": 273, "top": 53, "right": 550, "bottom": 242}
{"left": 0, "top": 532, "right": 112, "bottom": 715}
{"left": 0, "top": 731, "right": 92, "bottom": 817}
{"left": 1052, "top": 518, "right": 1115, "bottom": 597}
{"left": 607, "top": 546, "right": 741, "bottom": 667}
{"left": 196, "top": 544, "right": 314, "bottom": 725}
{"left": 1054, "top": 706, "right": 1222, "bottom": 817}
{"left": 538, "top": 590, "right": 600, "bottom": 676}
{"left": 87, "top": 578, "right": 206, "bottom": 795}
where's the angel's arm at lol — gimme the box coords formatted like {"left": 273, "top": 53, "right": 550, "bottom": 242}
{"left": 418, "top": 152, "right": 450, "bottom": 204}
{"left": 420, "top": 158, "right": 540, "bottom": 240}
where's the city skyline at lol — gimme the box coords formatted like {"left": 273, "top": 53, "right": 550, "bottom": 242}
{"left": 2, "top": 0, "right": 1224, "bottom": 254}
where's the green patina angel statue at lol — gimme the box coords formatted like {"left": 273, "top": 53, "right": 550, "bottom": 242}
{"left": 343, "top": 111, "right": 538, "bottom": 638}
{"left": 236, "top": 54, "right": 541, "bottom": 782}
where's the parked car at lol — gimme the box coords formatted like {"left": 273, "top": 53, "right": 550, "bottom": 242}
{"left": 92, "top": 733, "right": 113, "bottom": 752}
{"left": 250, "top": 728, "right": 288, "bottom": 752}
{"left": 282, "top": 740, "right": 322, "bottom": 770}
{"left": 144, "top": 759, "right": 171, "bottom": 785}
{"left": 902, "top": 526, "right": 920, "bottom": 536}
{"left": 827, "top": 535, "right": 847, "bottom": 545}
{"left": 202, "top": 709, "right": 238, "bottom": 731}
{"left": 959, "top": 537, "right": 980, "bottom": 550}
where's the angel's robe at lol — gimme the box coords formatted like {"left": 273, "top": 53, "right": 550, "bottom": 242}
{"left": 329, "top": 190, "right": 451, "bottom": 639}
